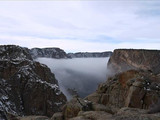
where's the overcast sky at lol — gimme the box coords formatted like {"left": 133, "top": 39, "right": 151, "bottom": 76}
{"left": 0, "top": 1, "right": 160, "bottom": 52}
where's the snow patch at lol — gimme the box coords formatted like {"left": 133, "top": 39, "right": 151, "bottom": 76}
{"left": 54, "top": 102, "right": 62, "bottom": 106}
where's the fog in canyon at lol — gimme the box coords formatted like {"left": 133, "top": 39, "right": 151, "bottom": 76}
{"left": 36, "top": 58, "right": 109, "bottom": 100}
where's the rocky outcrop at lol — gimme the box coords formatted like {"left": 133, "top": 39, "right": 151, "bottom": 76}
{"left": 73, "top": 111, "right": 113, "bottom": 120}
{"left": 0, "top": 45, "right": 67, "bottom": 120}
{"left": 85, "top": 69, "right": 160, "bottom": 112}
{"left": 51, "top": 112, "right": 63, "bottom": 120}
{"left": 54, "top": 97, "right": 160, "bottom": 120}
{"left": 112, "top": 107, "right": 160, "bottom": 120}
{"left": 62, "top": 97, "right": 92, "bottom": 119}
{"left": 18, "top": 116, "right": 49, "bottom": 120}
{"left": 67, "top": 52, "right": 112, "bottom": 58}
{"left": 0, "top": 45, "right": 32, "bottom": 60}
{"left": 107, "top": 49, "right": 160, "bottom": 74}
{"left": 30, "top": 48, "right": 68, "bottom": 59}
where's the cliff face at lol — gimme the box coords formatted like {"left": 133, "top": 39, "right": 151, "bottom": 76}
{"left": 95, "top": 49, "right": 160, "bottom": 111}
{"left": 107, "top": 49, "right": 160, "bottom": 74}
{"left": 67, "top": 51, "right": 112, "bottom": 58}
{"left": 86, "top": 70, "right": 160, "bottom": 110}
{"left": 30, "top": 48, "right": 68, "bottom": 59}
{"left": 0, "top": 45, "right": 66, "bottom": 119}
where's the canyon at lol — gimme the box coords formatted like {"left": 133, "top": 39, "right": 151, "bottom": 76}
{"left": 0, "top": 45, "right": 160, "bottom": 120}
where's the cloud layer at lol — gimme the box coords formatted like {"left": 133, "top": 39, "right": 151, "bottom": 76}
{"left": 36, "top": 58, "right": 109, "bottom": 100}
{"left": 0, "top": 1, "right": 160, "bottom": 52}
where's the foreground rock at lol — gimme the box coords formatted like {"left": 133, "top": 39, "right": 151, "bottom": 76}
{"left": 69, "top": 106, "right": 160, "bottom": 120}
{"left": 51, "top": 112, "right": 63, "bottom": 120}
{"left": 0, "top": 45, "right": 67, "bottom": 120}
{"left": 18, "top": 116, "right": 49, "bottom": 120}
{"left": 85, "top": 69, "right": 160, "bottom": 112}
{"left": 62, "top": 97, "right": 92, "bottom": 119}
{"left": 73, "top": 111, "right": 113, "bottom": 120}
{"left": 108, "top": 49, "right": 160, "bottom": 74}
{"left": 56, "top": 98, "right": 160, "bottom": 120}
{"left": 113, "top": 107, "right": 160, "bottom": 120}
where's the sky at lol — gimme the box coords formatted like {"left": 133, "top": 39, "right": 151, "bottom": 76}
{"left": 0, "top": 0, "right": 160, "bottom": 52}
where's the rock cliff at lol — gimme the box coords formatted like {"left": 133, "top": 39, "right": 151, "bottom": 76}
{"left": 107, "top": 49, "right": 160, "bottom": 74}
{"left": 30, "top": 48, "right": 68, "bottom": 59}
{"left": 53, "top": 95, "right": 160, "bottom": 120}
{"left": 86, "top": 69, "right": 160, "bottom": 111}
{"left": 0, "top": 45, "right": 66, "bottom": 120}
{"left": 0, "top": 45, "right": 32, "bottom": 60}
{"left": 85, "top": 49, "right": 160, "bottom": 113}
{"left": 67, "top": 52, "right": 112, "bottom": 58}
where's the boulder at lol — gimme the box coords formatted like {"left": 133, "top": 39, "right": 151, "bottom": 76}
{"left": 62, "top": 97, "right": 92, "bottom": 119}
{"left": 69, "top": 108, "right": 160, "bottom": 120}
{"left": 148, "top": 99, "right": 160, "bottom": 114}
{"left": 116, "top": 107, "right": 147, "bottom": 115}
{"left": 84, "top": 92, "right": 101, "bottom": 103}
{"left": 18, "top": 116, "right": 49, "bottom": 120}
{"left": 92, "top": 103, "right": 108, "bottom": 112}
{"left": 113, "top": 107, "right": 160, "bottom": 120}
{"left": 77, "top": 111, "right": 112, "bottom": 120}
{"left": 69, "top": 116, "right": 90, "bottom": 120}
{"left": 51, "top": 112, "right": 63, "bottom": 120}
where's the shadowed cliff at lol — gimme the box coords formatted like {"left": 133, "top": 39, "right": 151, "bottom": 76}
{"left": 0, "top": 45, "right": 67, "bottom": 120}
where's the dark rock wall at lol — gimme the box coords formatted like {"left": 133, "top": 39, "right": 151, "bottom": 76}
{"left": 0, "top": 45, "right": 67, "bottom": 119}
{"left": 85, "top": 70, "right": 160, "bottom": 112}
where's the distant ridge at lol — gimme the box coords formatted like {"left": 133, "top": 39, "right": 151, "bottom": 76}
{"left": 67, "top": 51, "right": 112, "bottom": 58}
{"left": 108, "top": 49, "right": 160, "bottom": 74}
{"left": 30, "top": 47, "right": 68, "bottom": 59}
{"left": 30, "top": 47, "right": 112, "bottom": 59}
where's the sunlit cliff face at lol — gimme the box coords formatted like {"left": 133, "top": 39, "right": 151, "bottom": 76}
{"left": 36, "top": 57, "right": 109, "bottom": 100}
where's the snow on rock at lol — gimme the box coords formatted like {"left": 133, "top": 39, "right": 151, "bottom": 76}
{"left": 0, "top": 45, "right": 67, "bottom": 119}
{"left": 0, "top": 45, "right": 32, "bottom": 61}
